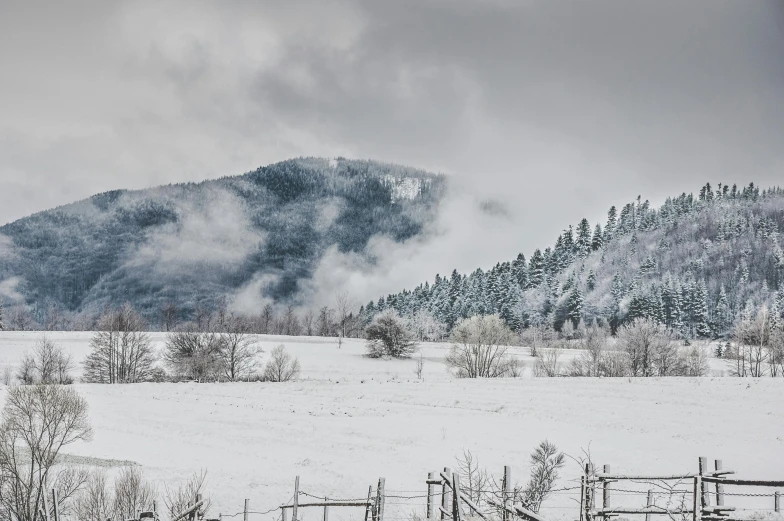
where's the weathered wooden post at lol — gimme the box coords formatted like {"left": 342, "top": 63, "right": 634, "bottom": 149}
{"left": 441, "top": 467, "right": 452, "bottom": 521}
{"left": 579, "top": 474, "right": 586, "bottom": 521}
{"left": 602, "top": 464, "right": 611, "bottom": 520}
{"left": 43, "top": 489, "right": 51, "bottom": 521}
{"left": 503, "top": 466, "right": 512, "bottom": 521}
{"left": 427, "top": 472, "right": 436, "bottom": 519}
{"left": 282, "top": 507, "right": 288, "bottom": 521}
{"left": 451, "top": 473, "right": 461, "bottom": 521}
{"left": 364, "top": 485, "right": 374, "bottom": 521}
{"left": 323, "top": 496, "right": 329, "bottom": 521}
{"left": 713, "top": 460, "right": 725, "bottom": 506}
{"left": 699, "top": 457, "right": 711, "bottom": 508}
{"left": 376, "top": 478, "right": 386, "bottom": 521}
{"left": 584, "top": 463, "right": 593, "bottom": 521}
{"left": 645, "top": 490, "right": 653, "bottom": 521}
{"left": 196, "top": 494, "right": 203, "bottom": 521}
{"left": 293, "top": 477, "right": 300, "bottom": 521}
{"left": 692, "top": 476, "right": 702, "bottom": 521}
{"left": 51, "top": 489, "right": 59, "bottom": 521}
{"left": 243, "top": 499, "right": 249, "bottom": 521}
{"left": 775, "top": 491, "right": 780, "bottom": 513}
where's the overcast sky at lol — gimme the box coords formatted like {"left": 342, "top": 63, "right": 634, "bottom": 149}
{"left": 1, "top": 0, "right": 783, "bottom": 259}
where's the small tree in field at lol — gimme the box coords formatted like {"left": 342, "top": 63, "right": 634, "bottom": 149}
{"left": 0, "top": 385, "right": 93, "bottom": 521}
{"left": 17, "top": 337, "right": 74, "bottom": 385}
{"left": 365, "top": 310, "right": 419, "bottom": 358}
{"left": 263, "top": 345, "right": 301, "bottom": 382}
{"left": 445, "top": 315, "right": 516, "bottom": 378}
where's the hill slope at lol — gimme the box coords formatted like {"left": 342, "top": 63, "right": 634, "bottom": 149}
{"left": 366, "top": 183, "right": 784, "bottom": 339}
{"left": 0, "top": 158, "right": 446, "bottom": 326}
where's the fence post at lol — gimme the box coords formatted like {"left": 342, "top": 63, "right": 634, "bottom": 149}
{"left": 196, "top": 494, "right": 202, "bottom": 521}
{"left": 365, "top": 485, "right": 374, "bottom": 521}
{"left": 282, "top": 507, "right": 288, "bottom": 521}
{"left": 42, "top": 489, "right": 50, "bottom": 521}
{"left": 51, "top": 489, "right": 59, "bottom": 521}
{"left": 714, "top": 460, "right": 725, "bottom": 506}
{"left": 602, "top": 464, "right": 611, "bottom": 519}
{"left": 323, "top": 496, "right": 329, "bottom": 521}
{"left": 451, "top": 473, "right": 461, "bottom": 521}
{"left": 503, "top": 466, "right": 512, "bottom": 521}
{"left": 699, "top": 457, "right": 710, "bottom": 507}
{"left": 244, "top": 499, "right": 249, "bottom": 521}
{"left": 376, "top": 478, "right": 386, "bottom": 521}
{"left": 579, "top": 474, "right": 586, "bottom": 521}
{"left": 775, "top": 491, "right": 780, "bottom": 513}
{"left": 293, "top": 476, "right": 300, "bottom": 521}
{"left": 692, "top": 476, "right": 701, "bottom": 521}
{"left": 645, "top": 490, "right": 653, "bottom": 521}
{"left": 427, "top": 472, "right": 436, "bottom": 519}
{"left": 441, "top": 467, "right": 452, "bottom": 521}
{"left": 584, "top": 463, "right": 593, "bottom": 521}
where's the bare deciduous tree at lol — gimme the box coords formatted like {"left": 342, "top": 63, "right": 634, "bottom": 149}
{"left": 164, "top": 470, "right": 211, "bottom": 521}
{"left": 617, "top": 319, "right": 678, "bottom": 377}
{"left": 73, "top": 471, "right": 112, "bottom": 521}
{"left": 16, "top": 337, "right": 74, "bottom": 385}
{"left": 217, "top": 317, "right": 261, "bottom": 381}
{"left": 445, "top": 315, "right": 517, "bottom": 378}
{"left": 0, "top": 385, "right": 93, "bottom": 521}
{"left": 112, "top": 466, "right": 157, "bottom": 521}
{"left": 534, "top": 347, "right": 562, "bottom": 377}
{"left": 164, "top": 328, "right": 223, "bottom": 381}
{"left": 365, "top": 310, "right": 419, "bottom": 359}
{"left": 83, "top": 304, "right": 156, "bottom": 383}
{"left": 262, "top": 345, "right": 301, "bottom": 382}
{"left": 334, "top": 292, "right": 355, "bottom": 348}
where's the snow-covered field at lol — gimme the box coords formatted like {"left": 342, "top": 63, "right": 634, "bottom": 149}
{"left": 0, "top": 332, "right": 782, "bottom": 521}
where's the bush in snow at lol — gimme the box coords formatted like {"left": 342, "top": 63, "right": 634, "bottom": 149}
{"left": 365, "top": 309, "right": 419, "bottom": 358}
{"left": 262, "top": 345, "right": 301, "bottom": 382}
{"left": 445, "top": 315, "right": 517, "bottom": 378}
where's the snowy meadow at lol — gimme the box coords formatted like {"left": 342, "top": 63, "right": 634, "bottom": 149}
{"left": 1, "top": 332, "right": 782, "bottom": 521}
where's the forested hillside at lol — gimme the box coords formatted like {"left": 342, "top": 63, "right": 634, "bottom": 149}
{"left": 0, "top": 158, "right": 446, "bottom": 328}
{"left": 364, "top": 183, "right": 784, "bottom": 340}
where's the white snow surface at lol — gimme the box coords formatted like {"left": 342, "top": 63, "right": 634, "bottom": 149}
{"left": 0, "top": 332, "right": 783, "bottom": 521}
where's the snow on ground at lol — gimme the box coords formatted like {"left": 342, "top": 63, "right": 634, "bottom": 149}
{"left": 0, "top": 333, "right": 782, "bottom": 521}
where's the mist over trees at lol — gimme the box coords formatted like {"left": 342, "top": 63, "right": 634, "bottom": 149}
{"left": 362, "top": 183, "right": 784, "bottom": 344}
{"left": 0, "top": 157, "right": 446, "bottom": 329}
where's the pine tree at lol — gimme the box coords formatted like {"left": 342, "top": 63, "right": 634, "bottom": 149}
{"left": 715, "top": 285, "right": 731, "bottom": 337}
{"left": 511, "top": 253, "right": 528, "bottom": 288}
{"left": 586, "top": 270, "right": 596, "bottom": 292}
{"left": 566, "top": 286, "right": 583, "bottom": 327}
{"left": 527, "top": 249, "right": 545, "bottom": 288}
{"left": 591, "top": 223, "right": 603, "bottom": 251}
{"left": 576, "top": 218, "right": 592, "bottom": 257}
{"left": 694, "top": 280, "right": 712, "bottom": 338}
{"left": 605, "top": 206, "right": 617, "bottom": 242}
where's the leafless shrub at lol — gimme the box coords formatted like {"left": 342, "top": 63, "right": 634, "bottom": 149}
{"left": 520, "top": 323, "right": 555, "bottom": 358}
{"left": 0, "top": 385, "right": 93, "bottom": 521}
{"left": 263, "top": 345, "right": 301, "bottom": 382}
{"left": 83, "top": 305, "right": 156, "bottom": 383}
{"left": 680, "top": 345, "right": 709, "bottom": 376}
{"left": 1, "top": 366, "right": 13, "bottom": 386}
{"left": 164, "top": 328, "right": 223, "bottom": 381}
{"left": 455, "top": 450, "right": 489, "bottom": 507}
{"left": 618, "top": 319, "right": 679, "bottom": 376}
{"left": 414, "top": 354, "right": 425, "bottom": 380}
{"left": 445, "top": 315, "right": 517, "bottom": 378}
{"left": 16, "top": 337, "right": 74, "bottom": 385}
{"left": 164, "top": 470, "right": 211, "bottom": 521}
{"left": 113, "top": 466, "right": 157, "bottom": 521}
{"left": 534, "top": 348, "right": 562, "bottom": 377}
{"left": 74, "top": 471, "right": 112, "bottom": 521}
{"left": 217, "top": 317, "right": 262, "bottom": 381}
{"left": 366, "top": 309, "right": 419, "bottom": 358}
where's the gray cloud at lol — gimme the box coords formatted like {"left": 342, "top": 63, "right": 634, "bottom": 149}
{"left": 1, "top": 0, "right": 783, "bottom": 285}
